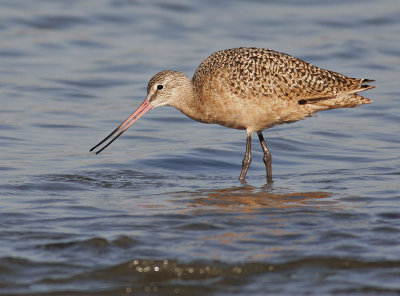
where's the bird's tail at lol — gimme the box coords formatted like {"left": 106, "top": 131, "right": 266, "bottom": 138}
{"left": 306, "top": 79, "right": 375, "bottom": 110}
{"left": 356, "top": 79, "right": 375, "bottom": 93}
{"left": 311, "top": 93, "right": 372, "bottom": 111}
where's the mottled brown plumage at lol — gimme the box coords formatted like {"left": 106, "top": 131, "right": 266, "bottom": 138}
{"left": 91, "top": 47, "right": 375, "bottom": 182}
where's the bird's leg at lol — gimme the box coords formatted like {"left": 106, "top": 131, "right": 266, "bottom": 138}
{"left": 257, "top": 131, "right": 272, "bottom": 182}
{"left": 239, "top": 134, "right": 252, "bottom": 181}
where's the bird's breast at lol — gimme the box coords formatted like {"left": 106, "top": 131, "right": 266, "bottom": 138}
{"left": 195, "top": 82, "right": 294, "bottom": 131}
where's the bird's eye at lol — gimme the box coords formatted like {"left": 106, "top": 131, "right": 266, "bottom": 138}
{"left": 157, "top": 85, "right": 163, "bottom": 90}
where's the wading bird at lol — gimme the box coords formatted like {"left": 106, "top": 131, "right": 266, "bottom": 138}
{"left": 90, "top": 47, "right": 374, "bottom": 182}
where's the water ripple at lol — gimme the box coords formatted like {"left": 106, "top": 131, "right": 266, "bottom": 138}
{"left": 0, "top": 0, "right": 399, "bottom": 294}
{"left": 15, "top": 15, "right": 92, "bottom": 30}
{"left": 1, "top": 257, "right": 399, "bottom": 295}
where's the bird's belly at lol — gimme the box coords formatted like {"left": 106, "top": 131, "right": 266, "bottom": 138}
{"left": 201, "top": 94, "right": 307, "bottom": 132}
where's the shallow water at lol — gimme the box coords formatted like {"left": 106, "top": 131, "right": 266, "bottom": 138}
{"left": 1, "top": 0, "right": 400, "bottom": 295}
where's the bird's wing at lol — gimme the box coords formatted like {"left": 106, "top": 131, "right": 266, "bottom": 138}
{"left": 221, "top": 48, "right": 369, "bottom": 102}
{"left": 193, "top": 47, "right": 374, "bottom": 105}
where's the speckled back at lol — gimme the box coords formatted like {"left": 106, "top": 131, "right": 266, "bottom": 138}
{"left": 192, "top": 47, "right": 362, "bottom": 102}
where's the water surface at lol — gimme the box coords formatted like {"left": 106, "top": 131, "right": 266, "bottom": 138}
{"left": 1, "top": 0, "right": 400, "bottom": 295}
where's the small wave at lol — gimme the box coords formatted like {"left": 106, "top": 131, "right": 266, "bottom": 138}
{"left": 15, "top": 15, "right": 91, "bottom": 31}
{"left": 2, "top": 257, "right": 399, "bottom": 295}
{"left": 37, "top": 235, "right": 139, "bottom": 251}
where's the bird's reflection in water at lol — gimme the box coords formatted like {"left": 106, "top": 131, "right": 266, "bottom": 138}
{"left": 173, "top": 185, "right": 334, "bottom": 213}
{"left": 170, "top": 186, "right": 337, "bottom": 260}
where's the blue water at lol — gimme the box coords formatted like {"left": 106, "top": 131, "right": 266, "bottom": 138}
{"left": 1, "top": 0, "right": 400, "bottom": 295}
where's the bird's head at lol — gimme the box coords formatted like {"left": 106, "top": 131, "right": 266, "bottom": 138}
{"left": 90, "top": 70, "right": 192, "bottom": 154}
{"left": 146, "top": 70, "right": 192, "bottom": 108}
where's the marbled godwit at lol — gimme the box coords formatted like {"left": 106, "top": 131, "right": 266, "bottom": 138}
{"left": 90, "top": 47, "right": 375, "bottom": 181}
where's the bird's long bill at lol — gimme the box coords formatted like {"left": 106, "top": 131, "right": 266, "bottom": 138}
{"left": 90, "top": 99, "right": 154, "bottom": 154}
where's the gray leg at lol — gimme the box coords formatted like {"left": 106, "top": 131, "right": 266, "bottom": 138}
{"left": 239, "top": 134, "right": 252, "bottom": 181}
{"left": 257, "top": 131, "right": 272, "bottom": 182}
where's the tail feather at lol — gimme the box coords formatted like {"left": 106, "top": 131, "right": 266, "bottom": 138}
{"left": 361, "top": 78, "right": 375, "bottom": 84}
{"left": 312, "top": 93, "right": 372, "bottom": 110}
{"left": 359, "top": 84, "right": 376, "bottom": 91}
{"left": 300, "top": 78, "right": 374, "bottom": 110}
{"left": 357, "top": 78, "right": 376, "bottom": 92}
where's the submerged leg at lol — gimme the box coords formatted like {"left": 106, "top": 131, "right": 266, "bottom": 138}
{"left": 239, "top": 134, "right": 252, "bottom": 181}
{"left": 257, "top": 131, "right": 272, "bottom": 182}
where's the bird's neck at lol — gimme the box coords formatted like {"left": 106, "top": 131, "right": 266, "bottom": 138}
{"left": 169, "top": 83, "right": 206, "bottom": 123}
